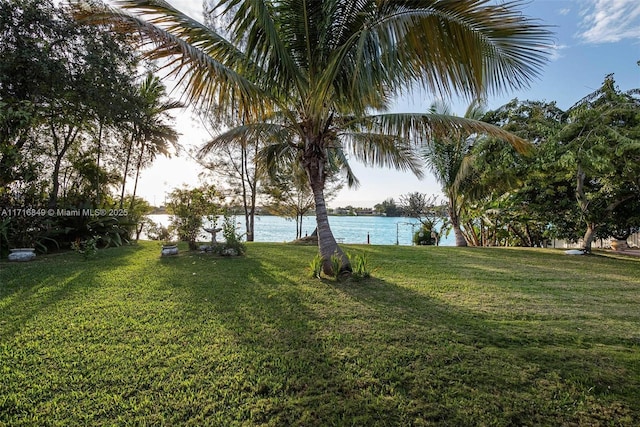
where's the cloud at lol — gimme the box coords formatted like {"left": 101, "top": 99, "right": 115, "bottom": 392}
{"left": 577, "top": 0, "right": 640, "bottom": 43}
{"left": 558, "top": 8, "right": 571, "bottom": 16}
{"left": 547, "top": 42, "right": 568, "bottom": 61}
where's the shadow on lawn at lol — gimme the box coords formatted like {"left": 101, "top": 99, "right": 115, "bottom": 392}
{"left": 149, "top": 252, "right": 362, "bottom": 424}
{"left": 152, "top": 248, "right": 639, "bottom": 424}
{"left": 0, "top": 245, "right": 145, "bottom": 341}
{"left": 334, "top": 274, "right": 640, "bottom": 422}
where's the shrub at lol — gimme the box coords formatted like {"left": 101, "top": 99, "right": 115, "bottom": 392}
{"left": 71, "top": 236, "right": 98, "bottom": 260}
{"left": 166, "top": 184, "right": 221, "bottom": 250}
{"left": 221, "top": 215, "right": 245, "bottom": 255}
{"left": 413, "top": 226, "right": 437, "bottom": 245}
{"left": 330, "top": 252, "right": 342, "bottom": 280}
{"left": 145, "top": 220, "right": 173, "bottom": 241}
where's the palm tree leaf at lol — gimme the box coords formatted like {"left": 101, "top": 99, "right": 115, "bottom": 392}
{"left": 339, "top": 131, "right": 424, "bottom": 179}
{"left": 198, "top": 122, "right": 294, "bottom": 156}
{"left": 359, "top": 113, "right": 533, "bottom": 154}
{"left": 72, "top": 0, "right": 268, "bottom": 114}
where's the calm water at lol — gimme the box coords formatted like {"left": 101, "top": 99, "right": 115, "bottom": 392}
{"left": 148, "top": 215, "right": 454, "bottom": 246}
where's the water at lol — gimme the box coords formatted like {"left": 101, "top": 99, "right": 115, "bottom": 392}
{"left": 148, "top": 214, "right": 455, "bottom": 246}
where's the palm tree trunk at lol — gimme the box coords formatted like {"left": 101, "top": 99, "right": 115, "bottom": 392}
{"left": 305, "top": 155, "right": 350, "bottom": 276}
{"left": 130, "top": 143, "right": 145, "bottom": 211}
{"left": 448, "top": 203, "right": 467, "bottom": 247}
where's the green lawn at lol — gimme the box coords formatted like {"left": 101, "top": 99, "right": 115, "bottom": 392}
{"left": 1, "top": 242, "right": 639, "bottom": 426}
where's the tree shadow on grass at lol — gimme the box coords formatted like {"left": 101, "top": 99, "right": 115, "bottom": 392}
{"left": 2, "top": 244, "right": 637, "bottom": 425}
{"left": 333, "top": 273, "right": 640, "bottom": 424}
{"left": 0, "top": 244, "right": 146, "bottom": 341}
{"left": 142, "top": 249, "right": 639, "bottom": 425}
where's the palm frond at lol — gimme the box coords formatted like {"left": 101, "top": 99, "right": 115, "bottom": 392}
{"left": 72, "top": 0, "right": 268, "bottom": 114}
{"left": 340, "top": 131, "right": 424, "bottom": 179}
{"left": 326, "top": 147, "right": 360, "bottom": 189}
{"left": 198, "top": 122, "right": 293, "bottom": 157}
{"left": 358, "top": 113, "right": 533, "bottom": 154}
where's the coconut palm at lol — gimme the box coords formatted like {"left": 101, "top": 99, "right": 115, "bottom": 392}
{"left": 74, "top": 0, "right": 552, "bottom": 274}
{"left": 422, "top": 100, "right": 487, "bottom": 246}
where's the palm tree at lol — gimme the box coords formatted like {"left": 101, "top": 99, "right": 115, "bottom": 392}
{"left": 422, "top": 100, "right": 487, "bottom": 246}
{"left": 119, "top": 73, "right": 182, "bottom": 210}
{"left": 74, "top": 0, "right": 552, "bottom": 274}
{"left": 129, "top": 73, "right": 182, "bottom": 211}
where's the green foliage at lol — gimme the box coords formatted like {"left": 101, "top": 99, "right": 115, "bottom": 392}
{"left": 330, "top": 252, "right": 342, "bottom": 281}
{"left": 373, "top": 198, "right": 401, "bottom": 217}
{"left": 71, "top": 236, "right": 98, "bottom": 260}
{"left": 220, "top": 215, "right": 245, "bottom": 256}
{"left": 308, "top": 254, "right": 322, "bottom": 279}
{"left": 144, "top": 219, "right": 173, "bottom": 241}
{"left": 413, "top": 226, "right": 437, "bottom": 246}
{"left": 86, "top": 216, "right": 126, "bottom": 248}
{"left": 347, "top": 251, "right": 371, "bottom": 281}
{"left": 166, "top": 184, "right": 221, "bottom": 250}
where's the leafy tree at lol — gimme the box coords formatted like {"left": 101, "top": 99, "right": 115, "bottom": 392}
{"left": 198, "top": 128, "right": 261, "bottom": 242}
{"left": 166, "top": 184, "right": 222, "bottom": 250}
{"left": 373, "top": 198, "right": 401, "bottom": 217}
{"left": 557, "top": 75, "right": 640, "bottom": 251}
{"left": 0, "top": 0, "right": 140, "bottom": 209}
{"left": 76, "top": 0, "right": 552, "bottom": 274}
{"left": 422, "top": 100, "right": 490, "bottom": 246}
{"left": 124, "top": 73, "right": 182, "bottom": 211}
{"left": 263, "top": 163, "right": 342, "bottom": 239}
{"left": 399, "top": 192, "right": 447, "bottom": 243}
{"left": 477, "top": 100, "right": 569, "bottom": 246}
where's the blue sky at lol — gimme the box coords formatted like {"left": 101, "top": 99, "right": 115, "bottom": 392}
{"left": 137, "top": 0, "right": 640, "bottom": 208}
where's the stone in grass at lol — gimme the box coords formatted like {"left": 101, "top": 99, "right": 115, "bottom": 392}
{"left": 564, "top": 249, "right": 586, "bottom": 255}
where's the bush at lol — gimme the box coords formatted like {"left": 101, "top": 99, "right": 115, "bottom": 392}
{"left": 413, "top": 226, "right": 437, "bottom": 245}
{"left": 166, "top": 185, "right": 221, "bottom": 250}
{"left": 308, "top": 254, "right": 322, "bottom": 279}
{"left": 145, "top": 220, "right": 173, "bottom": 241}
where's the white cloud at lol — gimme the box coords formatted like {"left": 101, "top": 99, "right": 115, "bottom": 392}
{"left": 559, "top": 8, "right": 571, "bottom": 16}
{"left": 548, "top": 42, "right": 568, "bottom": 61}
{"left": 577, "top": 0, "right": 640, "bottom": 43}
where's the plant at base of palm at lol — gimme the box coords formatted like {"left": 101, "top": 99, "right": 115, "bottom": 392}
{"left": 308, "top": 254, "right": 322, "bottom": 279}
{"left": 347, "top": 251, "right": 371, "bottom": 281}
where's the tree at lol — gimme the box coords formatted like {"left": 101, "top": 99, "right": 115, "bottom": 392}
{"left": 399, "top": 192, "right": 447, "bottom": 244}
{"left": 557, "top": 75, "right": 640, "bottom": 251}
{"left": 76, "top": 0, "right": 552, "bottom": 274}
{"left": 166, "top": 184, "right": 221, "bottom": 250}
{"left": 126, "top": 73, "right": 182, "bottom": 211}
{"left": 422, "top": 100, "right": 490, "bottom": 246}
{"left": 0, "top": 0, "right": 140, "bottom": 208}
{"left": 373, "top": 198, "right": 401, "bottom": 217}
{"left": 198, "top": 126, "right": 261, "bottom": 242}
{"left": 475, "top": 100, "right": 569, "bottom": 247}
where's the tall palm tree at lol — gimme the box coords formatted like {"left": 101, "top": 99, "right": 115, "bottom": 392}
{"left": 129, "top": 73, "right": 182, "bottom": 210}
{"left": 422, "top": 100, "right": 487, "bottom": 246}
{"left": 74, "top": 0, "right": 552, "bottom": 274}
{"left": 119, "top": 72, "right": 182, "bottom": 209}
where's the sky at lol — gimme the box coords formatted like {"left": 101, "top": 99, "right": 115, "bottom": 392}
{"left": 135, "top": 0, "right": 640, "bottom": 208}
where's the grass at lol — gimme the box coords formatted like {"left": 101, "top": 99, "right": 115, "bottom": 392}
{"left": 1, "top": 242, "right": 639, "bottom": 426}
